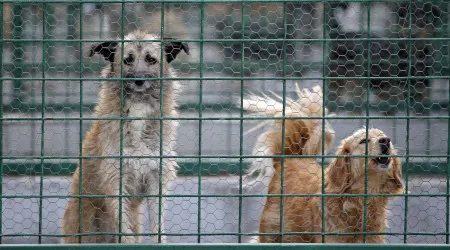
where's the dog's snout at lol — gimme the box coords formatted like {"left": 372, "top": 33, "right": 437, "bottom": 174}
{"left": 127, "top": 74, "right": 145, "bottom": 86}
{"left": 379, "top": 137, "right": 390, "bottom": 145}
{"left": 379, "top": 137, "right": 391, "bottom": 154}
{"left": 126, "top": 72, "right": 157, "bottom": 87}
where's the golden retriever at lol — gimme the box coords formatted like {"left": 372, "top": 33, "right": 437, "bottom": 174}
{"left": 242, "top": 85, "right": 404, "bottom": 243}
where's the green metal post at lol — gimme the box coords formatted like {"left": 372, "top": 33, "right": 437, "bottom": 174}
{"left": 321, "top": 2, "right": 327, "bottom": 243}
{"left": 66, "top": 3, "right": 76, "bottom": 158}
{"left": 279, "top": 0, "right": 288, "bottom": 244}
{"left": 320, "top": 27, "right": 327, "bottom": 244}
{"left": 363, "top": 1, "right": 371, "bottom": 243}
{"left": 238, "top": 1, "right": 244, "bottom": 244}
{"left": 159, "top": 1, "right": 166, "bottom": 243}
{"left": 0, "top": 1, "right": 4, "bottom": 244}
{"left": 31, "top": 5, "right": 38, "bottom": 156}
{"left": 404, "top": 1, "right": 413, "bottom": 243}
{"left": 446, "top": 1, "right": 450, "bottom": 244}
{"left": 118, "top": 1, "right": 126, "bottom": 243}
{"left": 197, "top": 1, "right": 204, "bottom": 243}
{"left": 39, "top": 2, "right": 50, "bottom": 244}
{"left": 78, "top": 1, "right": 84, "bottom": 243}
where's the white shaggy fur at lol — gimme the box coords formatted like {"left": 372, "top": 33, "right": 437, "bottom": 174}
{"left": 61, "top": 30, "right": 189, "bottom": 243}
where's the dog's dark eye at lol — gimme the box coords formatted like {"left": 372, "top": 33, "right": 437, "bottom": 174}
{"left": 124, "top": 54, "right": 134, "bottom": 65}
{"left": 145, "top": 54, "right": 158, "bottom": 65}
{"left": 359, "top": 139, "right": 370, "bottom": 144}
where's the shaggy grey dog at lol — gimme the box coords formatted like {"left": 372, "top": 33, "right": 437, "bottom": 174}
{"left": 62, "top": 30, "right": 189, "bottom": 243}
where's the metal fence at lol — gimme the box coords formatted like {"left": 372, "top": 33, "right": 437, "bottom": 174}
{"left": 1, "top": 0, "right": 449, "bottom": 248}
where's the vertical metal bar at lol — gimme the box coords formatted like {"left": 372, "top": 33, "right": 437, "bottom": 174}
{"left": 118, "top": 1, "right": 126, "bottom": 243}
{"left": 197, "top": 1, "right": 204, "bottom": 243}
{"left": 12, "top": 4, "right": 24, "bottom": 111}
{"left": 31, "top": 5, "right": 38, "bottom": 156}
{"left": 321, "top": 2, "right": 327, "bottom": 244}
{"left": 65, "top": 4, "right": 75, "bottom": 162}
{"left": 447, "top": 44, "right": 450, "bottom": 244}
{"left": 0, "top": 1, "right": 4, "bottom": 244}
{"left": 67, "top": 4, "right": 76, "bottom": 40}
{"left": 363, "top": 1, "right": 371, "bottom": 243}
{"left": 425, "top": 120, "right": 431, "bottom": 153}
{"left": 39, "top": 2, "right": 50, "bottom": 244}
{"left": 392, "top": 1, "right": 400, "bottom": 119}
{"left": 45, "top": 4, "right": 55, "bottom": 66}
{"left": 446, "top": 2, "right": 450, "bottom": 244}
{"left": 77, "top": 1, "right": 84, "bottom": 243}
{"left": 159, "top": 1, "right": 166, "bottom": 243}
{"left": 238, "top": 0, "right": 244, "bottom": 244}
{"left": 404, "top": 1, "right": 412, "bottom": 244}
{"left": 279, "top": 1, "right": 287, "bottom": 243}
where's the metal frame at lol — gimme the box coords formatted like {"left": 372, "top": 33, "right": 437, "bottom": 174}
{"left": 1, "top": 0, "right": 449, "bottom": 246}
{"left": 1, "top": 244, "right": 450, "bottom": 250}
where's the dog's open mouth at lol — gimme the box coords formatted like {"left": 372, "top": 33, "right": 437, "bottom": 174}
{"left": 374, "top": 157, "right": 391, "bottom": 167}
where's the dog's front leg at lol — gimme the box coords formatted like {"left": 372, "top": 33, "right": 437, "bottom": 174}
{"left": 104, "top": 177, "right": 142, "bottom": 244}
{"left": 147, "top": 171, "right": 168, "bottom": 243}
{"left": 108, "top": 196, "right": 142, "bottom": 244}
{"left": 146, "top": 194, "right": 167, "bottom": 243}
{"left": 145, "top": 159, "right": 177, "bottom": 243}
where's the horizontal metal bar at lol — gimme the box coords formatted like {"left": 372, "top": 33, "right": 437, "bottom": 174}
{"left": 1, "top": 0, "right": 442, "bottom": 3}
{"left": 2, "top": 57, "right": 447, "bottom": 77}
{"left": 2, "top": 154, "right": 448, "bottom": 160}
{"left": 4, "top": 100, "right": 448, "bottom": 114}
{"left": 1, "top": 116, "right": 449, "bottom": 122}
{"left": 2, "top": 37, "right": 449, "bottom": 43}
{"left": 1, "top": 244, "right": 449, "bottom": 250}
{"left": 2, "top": 193, "right": 449, "bottom": 199}
{"left": 4, "top": 231, "right": 450, "bottom": 238}
{"left": 1, "top": 76, "right": 448, "bottom": 81}
{"left": 2, "top": 160, "right": 447, "bottom": 176}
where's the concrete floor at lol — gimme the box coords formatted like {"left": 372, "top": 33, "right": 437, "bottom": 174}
{"left": 2, "top": 174, "right": 448, "bottom": 244}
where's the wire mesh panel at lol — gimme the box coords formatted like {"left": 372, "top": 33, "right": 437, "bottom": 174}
{"left": 0, "top": 0, "right": 449, "bottom": 247}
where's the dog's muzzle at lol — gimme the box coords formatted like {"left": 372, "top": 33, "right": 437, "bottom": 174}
{"left": 125, "top": 72, "right": 156, "bottom": 86}
{"left": 375, "top": 137, "right": 391, "bottom": 167}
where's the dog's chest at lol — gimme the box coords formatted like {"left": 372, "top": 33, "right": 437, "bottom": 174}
{"left": 100, "top": 102, "right": 164, "bottom": 175}
{"left": 124, "top": 102, "right": 161, "bottom": 170}
{"left": 124, "top": 102, "right": 161, "bottom": 147}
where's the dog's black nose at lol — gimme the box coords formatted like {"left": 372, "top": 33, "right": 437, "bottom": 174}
{"left": 135, "top": 80, "right": 144, "bottom": 86}
{"left": 379, "top": 137, "right": 390, "bottom": 145}
{"left": 379, "top": 137, "right": 391, "bottom": 154}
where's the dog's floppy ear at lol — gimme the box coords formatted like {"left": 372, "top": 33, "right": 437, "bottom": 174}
{"left": 387, "top": 157, "right": 404, "bottom": 194}
{"left": 163, "top": 38, "right": 190, "bottom": 63}
{"left": 326, "top": 147, "right": 351, "bottom": 193}
{"left": 88, "top": 42, "right": 118, "bottom": 62}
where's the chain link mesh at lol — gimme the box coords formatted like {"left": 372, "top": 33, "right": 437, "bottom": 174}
{"left": 1, "top": 0, "right": 449, "bottom": 245}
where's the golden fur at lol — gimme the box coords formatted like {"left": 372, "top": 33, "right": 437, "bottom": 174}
{"left": 61, "top": 31, "right": 189, "bottom": 243}
{"left": 243, "top": 85, "right": 404, "bottom": 243}
{"left": 242, "top": 84, "right": 335, "bottom": 186}
{"left": 259, "top": 129, "right": 404, "bottom": 243}
{"left": 259, "top": 128, "right": 404, "bottom": 243}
